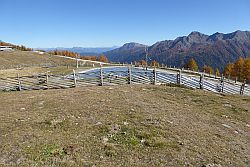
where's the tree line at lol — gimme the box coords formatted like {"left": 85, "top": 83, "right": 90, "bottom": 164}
{"left": 48, "top": 50, "right": 109, "bottom": 63}
{"left": 0, "top": 42, "right": 32, "bottom": 51}
{"left": 1, "top": 40, "right": 249, "bottom": 82}
{"left": 134, "top": 60, "right": 160, "bottom": 67}
{"left": 135, "top": 57, "right": 250, "bottom": 83}
{"left": 223, "top": 57, "right": 250, "bottom": 83}
{"left": 185, "top": 58, "right": 250, "bottom": 83}
{"left": 184, "top": 58, "right": 220, "bottom": 75}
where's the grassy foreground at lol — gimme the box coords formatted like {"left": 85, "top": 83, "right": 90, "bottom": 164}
{"left": 0, "top": 85, "right": 249, "bottom": 167}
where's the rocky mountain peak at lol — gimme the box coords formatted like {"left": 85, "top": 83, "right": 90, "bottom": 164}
{"left": 122, "top": 43, "right": 146, "bottom": 49}
{"left": 105, "top": 30, "right": 250, "bottom": 71}
{"left": 187, "top": 31, "right": 209, "bottom": 43}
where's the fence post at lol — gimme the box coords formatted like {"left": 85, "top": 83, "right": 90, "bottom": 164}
{"left": 220, "top": 74, "right": 224, "bottom": 93}
{"left": 128, "top": 66, "right": 132, "bottom": 84}
{"left": 177, "top": 70, "right": 181, "bottom": 85}
{"left": 199, "top": 73, "right": 204, "bottom": 89}
{"left": 153, "top": 67, "right": 157, "bottom": 85}
{"left": 100, "top": 66, "right": 104, "bottom": 86}
{"left": 240, "top": 80, "right": 246, "bottom": 95}
{"left": 76, "top": 54, "right": 79, "bottom": 69}
{"left": 46, "top": 72, "right": 49, "bottom": 89}
{"left": 17, "top": 73, "right": 22, "bottom": 91}
{"left": 73, "top": 69, "right": 77, "bottom": 87}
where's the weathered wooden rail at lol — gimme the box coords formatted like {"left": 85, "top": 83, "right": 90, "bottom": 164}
{"left": 0, "top": 66, "right": 249, "bottom": 96}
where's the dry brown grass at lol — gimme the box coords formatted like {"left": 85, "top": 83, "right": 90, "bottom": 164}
{"left": 0, "top": 51, "right": 76, "bottom": 69}
{"left": 0, "top": 85, "right": 249, "bottom": 167}
{"left": 0, "top": 66, "right": 92, "bottom": 78}
{"left": 0, "top": 51, "right": 102, "bottom": 77}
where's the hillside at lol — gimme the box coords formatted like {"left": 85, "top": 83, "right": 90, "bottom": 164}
{"left": 105, "top": 43, "right": 147, "bottom": 63}
{"left": 0, "top": 50, "right": 100, "bottom": 77}
{"left": 0, "top": 50, "right": 76, "bottom": 69}
{"left": 105, "top": 30, "right": 250, "bottom": 70}
{"left": 0, "top": 85, "right": 249, "bottom": 166}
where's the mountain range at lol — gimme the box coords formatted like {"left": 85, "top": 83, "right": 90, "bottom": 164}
{"left": 2, "top": 30, "right": 250, "bottom": 71}
{"left": 36, "top": 47, "right": 118, "bottom": 55}
{"left": 104, "top": 30, "right": 250, "bottom": 70}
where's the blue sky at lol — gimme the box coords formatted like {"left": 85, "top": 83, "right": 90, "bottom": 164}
{"left": 0, "top": 0, "right": 249, "bottom": 48}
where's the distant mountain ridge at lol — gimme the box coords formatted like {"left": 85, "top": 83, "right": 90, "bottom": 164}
{"left": 104, "top": 42, "right": 148, "bottom": 63}
{"left": 105, "top": 30, "right": 250, "bottom": 70}
{"left": 36, "top": 46, "right": 118, "bottom": 56}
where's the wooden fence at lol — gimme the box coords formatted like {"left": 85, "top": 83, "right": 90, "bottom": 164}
{"left": 0, "top": 66, "right": 249, "bottom": 96}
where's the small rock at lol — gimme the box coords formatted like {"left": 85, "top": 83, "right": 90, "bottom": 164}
{"left": 96, "top": 122, "right": 102, "bottom": 126}
{"left": 223, "top": 104, "right": 232, "bottom": 108}
{"left": 236, "top": 129, "right": 243, "bottom": 134}
{"left": 222, "top": 124, "right": 231, "bottom": 129}
{"left": 167, "top": 120, "right": 173, "bottom": 124}
{"left": 140, "top": 139, "right": 146, "bottom": 144}
{"left": 221, "top": 115, "right": 228, "bottom": 118}
{"left": 103, "top": 137, "right": 109, "bottom": 143}
{"left": 246, "top": 124, "right": 250, "bottom": 127}
{"left": 203, "top": 163, "right": 222, "bottom": 167}
{"left": 20, "top": 108, "right": 26, "bottom": 111}
{"left": 38, "top": 101, "right": 44, "bottom": 105}
{"left": 123, "top": 122, "right": 129, "bottom": 126}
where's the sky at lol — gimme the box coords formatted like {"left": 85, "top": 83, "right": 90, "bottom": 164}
{"left": 0, "top": 0, "right": 250, "bottom": 48}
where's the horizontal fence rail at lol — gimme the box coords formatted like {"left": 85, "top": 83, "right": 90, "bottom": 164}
{"left": 0, "top": 66, "right": 249, "bottom": 96}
